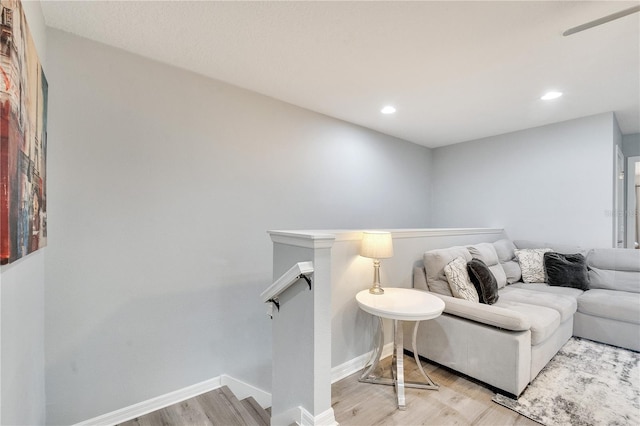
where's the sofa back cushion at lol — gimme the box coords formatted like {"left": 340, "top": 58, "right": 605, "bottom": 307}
{"left": 514, "top": 240, "right": 587, "bottom": 256}
{"left": 424, "top": 246, "right": 472, "bottom": 297}
{"left": 467, "top": 243, "right": 507, "bottom": 289}
{"left": 492, "top": 239, "right": 522, "bottom": 284}
{"left": 587, "top": 248, "right": 640, "bottom": 293}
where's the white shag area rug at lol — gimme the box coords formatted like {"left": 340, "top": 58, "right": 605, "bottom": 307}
{"left": 493, "top": 337, "right": 639, "bottom": 426}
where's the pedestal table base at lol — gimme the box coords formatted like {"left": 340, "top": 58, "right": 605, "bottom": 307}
{"left": 359, "top": 318, "right": 438, "bottom": 410}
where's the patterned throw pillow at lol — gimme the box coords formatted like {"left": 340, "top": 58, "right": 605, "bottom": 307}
{"left": 444, "top": 256, "right": 479, "bottom": 302}
{"left": 514, "top": 248, "right": 552, "bottom": 283}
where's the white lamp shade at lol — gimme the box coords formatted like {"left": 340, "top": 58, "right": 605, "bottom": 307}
{"left": 360, "top": 231, "right": 394, "bottom": 259}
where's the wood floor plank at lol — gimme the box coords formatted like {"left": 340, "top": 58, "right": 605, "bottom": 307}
{"left": 119, "top": 353, "right": 537, "bottom": 426}
{"left": 332, "top": 354, "right": 538, "bottom": 426}
{"left": 219, "top": 386, "right": 261, "bottom": 426}
{"left": 158, "top": 398, "right": 213, "bottom": 426}
{"left": 241, "top": 397, "right": 270, "bottom": 426}
{"left": 118, "top": 409, "right": 173, "bottom": 426}
{"left": 195, "top": 388, "right": 249, "bottom": 426}
{"left": 118, "top": 396, "right": 214, "bottom": 426}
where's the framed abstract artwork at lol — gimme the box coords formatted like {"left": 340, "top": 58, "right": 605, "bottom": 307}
{"left": 0, "top": 0, "right": 47, "bottom": 265}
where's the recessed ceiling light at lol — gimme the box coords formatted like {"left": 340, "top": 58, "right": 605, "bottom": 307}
{"left": 381, "top": 105, "right": 396, "bottom": 114}
{"left": 541, "top": 91, "right": 563, "bottom": 101}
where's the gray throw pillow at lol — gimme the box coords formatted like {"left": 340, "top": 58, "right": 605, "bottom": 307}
{"left": 544, "top": 252, "right": 589, "bottom": 290}
{"left": 467, "top": 258, "right": 499, "bottom": 305}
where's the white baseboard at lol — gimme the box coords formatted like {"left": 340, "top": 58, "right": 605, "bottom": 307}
{"left": 73, "top": 375, "right": 272, "bottom": 426}
{"left": 73, "top": 376, "right": 223, "bottom": 426}
{"left": 221, "top": 374, "right": 271, "bottom": 409}
{"left": 272, "top": 406, "right": 337, "bottom": 426}
{"left": 300, "top": 406, "right": 338, "bottom": 426}
{"left": 73, "top": 346, "right": 389, "bottom": 426}
{"left": 331, "top": 342, "right": 393, "bottom": 383}
{"left": 271, "top": 406, "right": 300, "bottom": 426}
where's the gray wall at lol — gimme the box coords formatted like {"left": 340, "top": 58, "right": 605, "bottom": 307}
{"left": 44, "top": 29, "right": 432, "bottom": 424}
{"left": 0, "top": 2, "right": 47, "bottom": 425}
{"left": 622, "top": 133, "right": 640, "bottom": 157}
{"left": 430, "top": 113, "right": 616, "bottom": 248}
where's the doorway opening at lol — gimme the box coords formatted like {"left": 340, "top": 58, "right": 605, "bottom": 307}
{"left": 626, "top": 155, "right": 640, "bottom": 249}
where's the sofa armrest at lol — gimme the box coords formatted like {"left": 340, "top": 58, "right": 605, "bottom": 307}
{"left": 429, "top": 292, "right": 531, "bottom": 331}
{"left": 413, "top": 266, "right": 428, "bottom": 291}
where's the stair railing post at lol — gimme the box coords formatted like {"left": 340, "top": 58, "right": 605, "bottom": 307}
{"left": 267, "top": 231, "right": 337, "bottom": 426}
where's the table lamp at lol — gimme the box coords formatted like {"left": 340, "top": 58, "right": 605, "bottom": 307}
{"left": 360, "top": 231, "right": 394, "bottom": 295}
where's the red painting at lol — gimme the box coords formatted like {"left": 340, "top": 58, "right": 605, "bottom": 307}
{"left": 0, "top": 0, "right": 47, "bottom": 265}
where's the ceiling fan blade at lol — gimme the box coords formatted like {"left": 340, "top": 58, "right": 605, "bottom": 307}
{"left": 563, "top": 5, "right": 640, "bottom": 36}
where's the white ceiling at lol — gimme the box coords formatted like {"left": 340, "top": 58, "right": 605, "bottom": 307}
{"left": 40, "top": 0, "right": 640, "bottom": 148}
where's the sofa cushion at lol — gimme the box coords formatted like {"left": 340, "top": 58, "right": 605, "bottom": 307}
{"left": 586, "top": 249, "right": 640, "bottom": 293}
{"left": 424, "top": 246, "right": 472, "bottom": 297}
{"left": 493, "top": 300, "right": 561, "bottom": 345}
{"left": 499, "top": 287, "right": 577, "bottom": 322}
{"left": 507, "top": 282, "right": 584, "bottom": 298}
{"left": 514, "top": 240, "right": 587, "bottom": 256}
{"left": 444, "top": 257, "right": 479, "bottom": 302}
{"left": 514, "top": 248, "right": 552, "bottom": 283}
{"left": 493, "top": 239, "right": 522, "bottom": 284}
{"left": 578, "top": 289, "right": 640, "bottom": 325}
{"left": 589, "top": 269, "right": 640, "bottom": 293}
{"left": 467, "top": 258, "right": 499, "bottom": 305}
{"left": 468, "top": 243, "right": 507, "bottom": 288}
{"left": 433, "top": 293, "right": 530, "bottom": 331}
{"left": 543, "top": 252, "right": 589, "bottom": 290}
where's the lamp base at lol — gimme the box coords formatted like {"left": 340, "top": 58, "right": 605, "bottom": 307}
{"left": 369, "top": 285, "right": 385, "bottom": 295}
{"left": 369, "top": 259, "right": 385, "bottom": 295}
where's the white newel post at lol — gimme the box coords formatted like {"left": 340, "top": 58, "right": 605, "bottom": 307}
{"left": 268, "top": 231, "right": 338, "bottom": 426}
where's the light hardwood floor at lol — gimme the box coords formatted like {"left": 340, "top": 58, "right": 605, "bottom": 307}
{"left": 117, "top": 386, "right": 269, "bottom": 426}
{"left": 118, "top": 354, "right": 537, "bottom": 425}
{"left": 332, "top": 354, "right": 538, "bottom": 426}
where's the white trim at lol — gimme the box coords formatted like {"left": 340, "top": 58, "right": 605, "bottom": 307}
{"left": 625, "top": 155, "right": 640, "bottom": 248}
{"left": 271, "top": 407, "right": 302, "bottom": 426}
{"left": 69, "top": 343, "right": 394, "bottom": 426}
{"left": 269, "top": 231, "right": 336, "bottom": 249}
{"left": 272, "top": 406, "right": 338, "bottom": 426}
{"left": 331, "top": 342, "right": 393, "bottom": 383}
{"left": 72, "top": 376, "right": 224, "bottom": 426}
{"left": 615, "top": 145, "right": 625, "bottom": 247}
{"left": 71, "top": 375, "right": 272, "bottom": 426}
{"left": 221, "top": 374, "right": 271, "bottom": 409}
{"left": 271, "top": 407, "right": 300, "bottom": 426}
{"left": 300, "top": 406, "right": 338, "bottom": 426}
{"left": 269, "top": 228, "right": 504, "bottom": 244}
{"left": 387, "top": 227, "right": 504, "bottom": 239}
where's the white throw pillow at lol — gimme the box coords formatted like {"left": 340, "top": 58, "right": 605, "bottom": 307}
{"left": 444, "top": 256, "right": 479, "bottom": 302}
{"left": 514, "top": 248, "right": 552, "bottom": 283}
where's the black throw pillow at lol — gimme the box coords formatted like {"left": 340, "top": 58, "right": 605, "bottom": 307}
{"left": 467, "top": 258, "right": 499, "bottom": 305}
{"left": 543, "top": 252, "right": 589, "bottom": 290}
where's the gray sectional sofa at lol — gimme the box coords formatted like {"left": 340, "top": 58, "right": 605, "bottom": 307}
{"left": 410, "top": 239, "right": 640, "bottom": 397}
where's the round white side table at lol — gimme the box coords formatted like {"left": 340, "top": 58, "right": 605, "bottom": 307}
{"left": 356, "top": 287, "right": 445, "bottom": 410}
